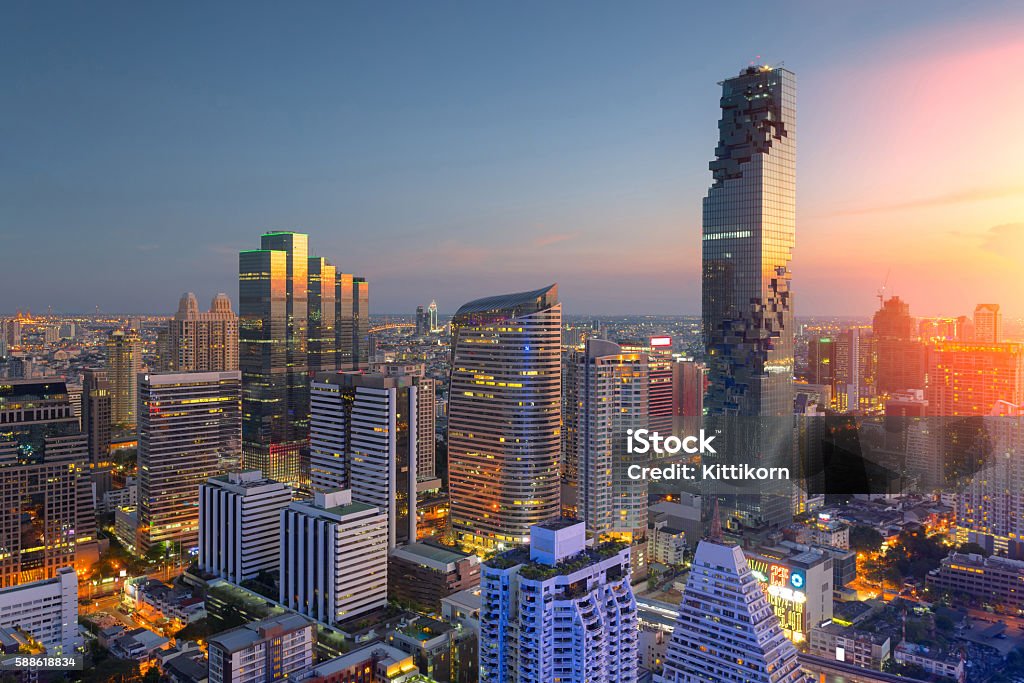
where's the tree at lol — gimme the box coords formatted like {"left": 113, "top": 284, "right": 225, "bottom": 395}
{"left": 850, "top": 525, "right": 884, "bottom": 553}
{"left": 958, "top": 542, "right": 990, "bottom": 557}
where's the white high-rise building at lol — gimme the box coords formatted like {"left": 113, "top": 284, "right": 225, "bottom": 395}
{"left": 198, "top": 471, "right": 292, "bottom": 584}
{"left": 658, "top": 536, "right": 806, "bottom": 683}
{"left": 279, "top": 489, "right": 388, "bottom": 625}
{"left": 310, "top": 370, "right": 430, "bottom": 548}
{"left": 0, "top": 567, "right": 82, "bottom": 655}
{"left": 480, "top": 519, "right": 638, "bottom": 683}
{"left": 563, "top": 339, "right": 648, "bottom": 539}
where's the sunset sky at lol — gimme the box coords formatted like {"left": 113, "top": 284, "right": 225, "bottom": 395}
{"left": 3, "top": 1, "right": 1023, "bottom": 316}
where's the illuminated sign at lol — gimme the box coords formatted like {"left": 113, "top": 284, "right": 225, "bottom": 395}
{"left": 747, "top": 557, "right": 808, "bottom": 644}
{"left": 650, "top": 336, "right": 672, "bottom": 347}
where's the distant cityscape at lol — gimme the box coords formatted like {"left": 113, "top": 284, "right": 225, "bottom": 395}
{"left": 3, "top": 62, "right": 1024, "bottom": 683}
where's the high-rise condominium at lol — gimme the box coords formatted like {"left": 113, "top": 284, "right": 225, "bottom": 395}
{"left": 701, "top": 66, "right": 796, "bottom": 529}
{"left": 448, "top": 285, "right": 562, "bottom": 550}
{"left": 157, "top": 292, "right": 239, "bottom": 372}
{"left": 0, "top": 380, "right": 93, "bottom": 587}
{"left": 105, "top": 328, "right": 142, "bottom": 429}
{"left": 563, "top": 339, "right": 648, "bottom": 539}
{"left": 137, "top": 371, "right": 242, "bottom": 554}
{"left": 310, "top": 369, "right": 430, "bottom": 548}
{"left": 480, "top": 519, "right": 638, "bottom": 683}
{"left": 81, "top": 368, "right": 112, "bottom": 464}
{"left": 239, "top": 232, "right": 368, "bottom": 489}
{"left": 658, "top": 537, "right": 805, "bottom": 683}
{"left": 428, "top": 299, "right": 439, "bottom": 333}
{"left": 974, "top": 303, "right": 1002, "bottom": 343}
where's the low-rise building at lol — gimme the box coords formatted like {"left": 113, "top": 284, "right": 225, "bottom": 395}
{"left": 809, "top": 621, "right": 890, "bottom": 670}
{"left": 928, "top": 552, "right": 1024, "bottom": 609}
{"left": 388, "top": 543, "right": 480, "bottom": 612}
{"left": 208, "top": 614, "right": 315, "bottom": 683}
{"left": 109, "top": 627, "right": 171, "bottom": 661}
{"left": 387, "top": 616, "right": 477, "bottom": 683}
{"left": 305, "top": 642, "right": 419, "bottom": 683}
{"left": 0, "top": 567, "right": 82, "bottom": 655}
{"left": 893, "top": 642, "right": 965, "bottom": 681}
{"left": 648, "top": 519, "right": 687, "bottom": 566}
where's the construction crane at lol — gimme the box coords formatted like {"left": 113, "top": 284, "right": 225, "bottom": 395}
{"left": 877, "top": 269, "right": 891, "bottom": 308}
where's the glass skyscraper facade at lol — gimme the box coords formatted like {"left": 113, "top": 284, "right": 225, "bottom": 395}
{"left": 702, "top": 66, "right": 797, "bottom": 529}
{"left": 448, "top": 284, "right": 562, "bottom": 549}
{"left": 239, "top": 232, "right": 310, "bottom": 489}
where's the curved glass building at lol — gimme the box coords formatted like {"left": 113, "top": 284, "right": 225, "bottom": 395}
{"left": 448, "top": 284, "right": 562, "bottom": 550}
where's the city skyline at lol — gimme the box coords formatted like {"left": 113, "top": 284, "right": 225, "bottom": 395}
{"left": 4, "top": 2, "right": 1024, "bottom": 317}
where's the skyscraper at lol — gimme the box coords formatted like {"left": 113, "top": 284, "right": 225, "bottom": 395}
{"left": 309, "top": 370, "right": 427, "bottom": 548}
{"left": 137, "top": 371, "right": 242, "bottom": 554}
{"left": 239, "top": 232, "right": 309, "bottom": 489}
{"left": 448, "top": 285, "right": 562, "bottom": 550}
{"left": 239, "top": 232, "right": 369, "bottom": 489}
{"left": 563, "top": 339, "right": 648, "bottom": 539}
{"left": 105, "top": 328, "right": 142, "bottom": 429}
{"left": 353, "top": 276, "right": 370, "bottom": 369}
{"left": 701, "top": 66, "right": 796, "bottom": 529}
{"left": 428, "top": 299, "right": 439, "bottom": 333}
{"left": 480, "top": 519, "right": 638, "bottom": 683}
{"left": 0, "top": 380, "right": 93, "bottom": 586}
{"left": 307, "top": 256, "right": 338, "bottom": 373}
{"left": 658, "top": 536, "right": 805, "bottom": 683}
{"left": 873, "top": 296, "right": 925, "bottom": 395}
{"left": 974, "top": 303, "right": 1002, "bottom": 343}
{"left": 416, "top": 305, "right": 428, "bottom": 336}
{"left": 158, "top": 292, "right": 239, "bottom": 372}
{"left": 81, "top": 368, "right": 112, "bottom": 464}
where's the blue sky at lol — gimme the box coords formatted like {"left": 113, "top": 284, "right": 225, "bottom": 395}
{"left": 4, "top": 1, "right": 1024, "bottom": 315}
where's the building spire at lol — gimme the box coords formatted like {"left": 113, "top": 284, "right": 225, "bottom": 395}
{"left": 709, "top": 497, "right": 723, "bottom": 542}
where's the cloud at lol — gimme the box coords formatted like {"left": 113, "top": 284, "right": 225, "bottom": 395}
{"left": 136, "top": 243, "right": 160, "bottom": 252}
{"left": 979, "top": 222, "right": 1024, "bottom": 254}
{"left": 533, "top": 232, "right": 580, "bottom": 248}
{"left": 826, "top": 186, "right": 1024, "bottom": 217}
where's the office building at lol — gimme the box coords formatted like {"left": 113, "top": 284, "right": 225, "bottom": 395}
{"left": 81, "top": 368, "right": 112, "bottom": 464}
{"left": 416, "top": 305, "right": 428, "bottom": 336}
{"left": 701, "top": 65, "right": 797, "bottom": 529}
{"left": 239, "top": 231, "right": 309, "bottom": 489}
{"left": 307, "top": 257, "right": 338, "bottom": 374}
{"left": 427, "top": 300, "right": 439, "bottom": 333}
{"left": 105, "top": 328, "right": 142, "bottom": 428}
{"left": 448, "top": 285, "right": 562, "bottom": 550}
{"left": 198, "top": 471, "right": 292, "bottom": 584}
{"left": 480, "top": 519, "right": 638, "bottom": 683}
{"left": 743, "top": 544, "right": 833, "bottom": 644}
{"left": 925, "top": 341, "right": 1024, "bottom": 416}
{"left": 158, "top": 292, "right": 239, "bottom": 372}
{"left": 280, "top": 489, "right": 388, "bottom": 624}
{"left": 928, "top": 552, "right": 1024, "bottom": 610}
{"left": 974, "top": 303, "right": 1002, "bottom": 343}
{"left": 352, "top": 277, "right": 370, "bottom": 369}
{"left": 208, "top": 614, "right": 314, "bottom": 683}
{"left": 0, "top": 568, "right": 82, "bottom": 655}
{"left": 809, "top": 622, "right": 890, "bottom": 671}
{"left": 658, "top": 536, "right": 804, "bottom": 683}
{"left": 672, "top": 359, "right": 706, "bottom": 430}
{"left": 310, "top": 370, "right": 431, "bottom": 548}
{"left": 0, "top": 380, "right": 93, "bottom": 586}
{"left": 873, "top": 297, "right": 925, "bottom": 395}
{"left": 137, "top": 371, "right": 242, "bottom": 554}
{"left": 563, "top": 339, "right": 648, "bottom": 539}
{"left": 833, "top": 327, "right": 875, "bottom": 412}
